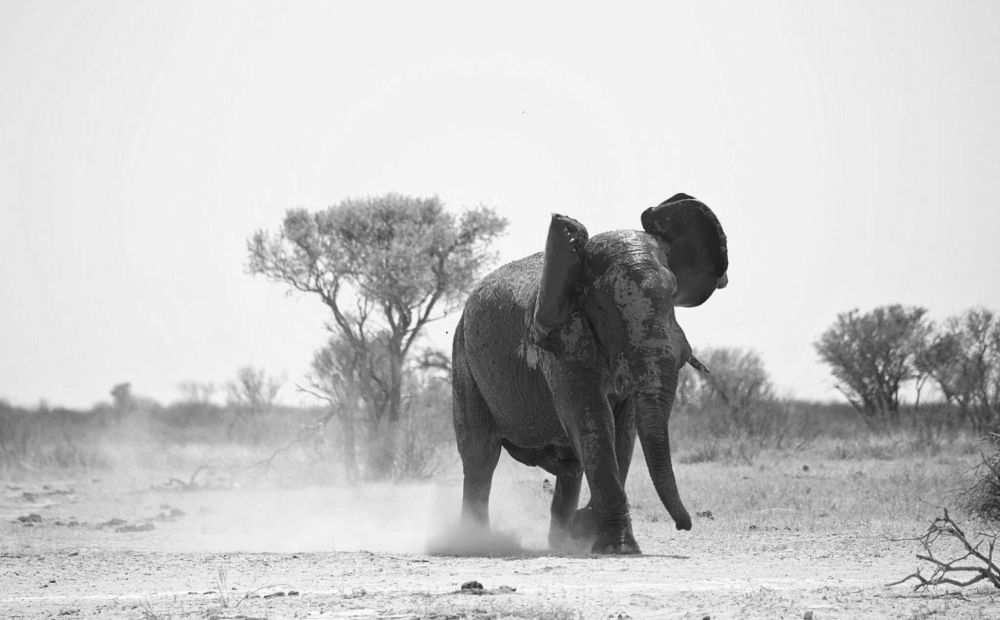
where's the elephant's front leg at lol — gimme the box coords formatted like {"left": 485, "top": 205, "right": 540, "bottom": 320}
{"left": 569, "top": 400, "right": 637, "bottom": 547}
{"left": 552, "top": 372, "right": 639, "bottom": 554}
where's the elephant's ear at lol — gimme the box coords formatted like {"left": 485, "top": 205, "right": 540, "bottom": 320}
{"left": 641, "top": 193, "right": 729, "bottom": 307}
{"left": 533, "top": 213, "right": 589, "bottom": 345}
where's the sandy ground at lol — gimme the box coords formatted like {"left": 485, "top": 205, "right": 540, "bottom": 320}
{"left": 1, "top": 473, "right": 997, "bottom": 620}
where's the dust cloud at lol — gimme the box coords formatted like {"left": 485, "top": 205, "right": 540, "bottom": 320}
{"left": 8, "top": 410, "right": 576, "bottom": 557}
{"left": 116, "top": 452, "right": 567, "bottom": 557}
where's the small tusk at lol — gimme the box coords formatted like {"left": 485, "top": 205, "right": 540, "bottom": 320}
{"left": 687, "top": 354, "right": 710, "bottom": 374}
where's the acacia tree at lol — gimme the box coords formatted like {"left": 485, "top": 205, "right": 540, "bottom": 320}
{"left": 247, "top": 193, "right": 506, "bottom": 477}
{"left": 814, "top": 305, "right": 930, "bottom": 429}
{"left": 918, "top": 308, "right": 1000, "bottom": 433}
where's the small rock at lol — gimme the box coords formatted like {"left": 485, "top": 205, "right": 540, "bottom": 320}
{"left": 804, "top": 612, "right": 814, "bottom": 620}
{"left": 749, "top": 524, "right": 758, "bottom": 531}
{"left": 22, "top": 492, "right": 38, "bottom": 502}
{"left": 461, "top": 581, "right": 483, "bottom": 590}
{"left": 802, "top": 465, "right": 810, "bottom": 472}
{"left": 18, "top": 513, "right": 43, "bottom": 524}
{"left": 695, "top": 510, "right": 714, "bottom": 520}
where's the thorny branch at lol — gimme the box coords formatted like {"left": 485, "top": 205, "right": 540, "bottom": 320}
{"left": 887, "top": 508, "right": 1000, "bottom": 590}
{"left": 247, "top": 389, "right": 339, "bottom": 475}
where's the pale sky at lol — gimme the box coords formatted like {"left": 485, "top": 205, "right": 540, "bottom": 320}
{"left": 2, "top": 1, "right": 998, "bottom": 409}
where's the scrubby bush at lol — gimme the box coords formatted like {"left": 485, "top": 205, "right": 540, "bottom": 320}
{"left": 961, "top": 433, "right": 1000, "bottom": 522}
{"left": 677, "top": 348, "right": 798, "bottom": 444}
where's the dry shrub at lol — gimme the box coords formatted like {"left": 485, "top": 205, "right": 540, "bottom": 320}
{"left": 961, "top": 432, "right": 1000, "bottom": 522}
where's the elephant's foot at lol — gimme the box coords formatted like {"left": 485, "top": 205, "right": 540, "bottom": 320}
{"left": 548, "top": 504, "right": 600, "bottom": 552}
{"left": 568, "top": 505, "right": 597, "bottom": 541}
{"left": 591, "top": 529, "right": 641, "bottom": 555}
{"left": 547, "top": 528, "right": 590, "bottom": 553}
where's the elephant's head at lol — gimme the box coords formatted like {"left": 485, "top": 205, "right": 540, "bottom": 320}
{"left": 531, "top": 194, "right": 728, "bottom": 531}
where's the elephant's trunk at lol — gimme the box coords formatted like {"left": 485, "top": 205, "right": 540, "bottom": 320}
{"left": 634, "top": 367, "right": 692, "bottom": 531}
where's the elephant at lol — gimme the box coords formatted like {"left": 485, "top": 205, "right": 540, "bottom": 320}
{"left": 451, "top": 193, "right": 728, "bottom": 554}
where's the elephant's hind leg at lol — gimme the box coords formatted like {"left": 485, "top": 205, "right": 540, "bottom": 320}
{"left": 548, "top": 474, "right": 585, "bottom": 551}
{"left": 453, "top": 332, "right": 501, "bottom": 527}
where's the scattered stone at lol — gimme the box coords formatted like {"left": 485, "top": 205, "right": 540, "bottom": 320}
{"left": 98, "top": 518, "right": 127, "bottom": 529}
{"left": 457, "top": 581, "right": 516, "bottom": 596}
{"left": 804, "top": 612, "right": 814, "bottom": 620}
{"left": 263, "top": 591, "right": 286, "bottom": 599}
{"left": 288, "top": 590, "right": 299, "bottom": 596}
{"left": 68, "top": 551, "right": 79, "bottom": 557}
{"left": 695, "top": 510, "right": 714, "bottom": 520}
{"left": 22, "top": 492, "right": 38, "bottom": 502}
{"left": 749, "top": 524, "right": 758, "bottom": 530}
{"left": 803, "top": 465, "right": 810, "bottom": 472}
{"left": 18, "top": 513, "right": 43, "bottom": 524}
{"left": 116, "top": 523, "right": 155, "bottom": 533}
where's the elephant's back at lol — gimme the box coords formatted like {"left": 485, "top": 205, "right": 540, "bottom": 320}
{"left": 458, "top": 253, "right": 562, "bottom": 443}
{"left": 466, "top": 253, "right": 542, "bottom": 320}
{"left": 461, "top": 253, "right": 542, "bottom": 358}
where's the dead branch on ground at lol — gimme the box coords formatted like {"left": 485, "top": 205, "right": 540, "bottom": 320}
{"left": 153, "top": 465, "right": 216, "bottom": 491}
{"left": 887, "top": 507, "right": 1000, "bottom": 590}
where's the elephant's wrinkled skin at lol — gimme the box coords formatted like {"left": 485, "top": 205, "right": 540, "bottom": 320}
{"left": 452, "top": 194, "right": 728, "bottom": 554}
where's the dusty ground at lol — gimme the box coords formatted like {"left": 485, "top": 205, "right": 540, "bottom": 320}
{"left": 1, "top": 464, "right": 997, "bottom": 620}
